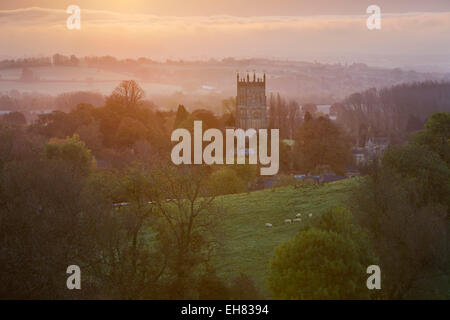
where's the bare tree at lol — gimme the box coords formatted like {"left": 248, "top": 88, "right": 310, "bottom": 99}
{"left": 151, "top": 165, "right": 222, "bottom": 298}
{"left": 110, "top": 80, "right": 145, "bottom": 108}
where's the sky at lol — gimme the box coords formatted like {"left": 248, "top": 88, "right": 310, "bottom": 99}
{"left": 1, "top": 0, "right": 450, "bottom": 69}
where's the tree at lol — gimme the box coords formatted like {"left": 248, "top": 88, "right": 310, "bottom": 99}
{"left": 287, "top": 100, "right": 301, "bottom": 139}
{"left": 267, "top": 207, "right": 378, "bottom": 299}
{"left": 221, "top": 97, "right": 236, "bottom": 127}
{"left": 150, "top": 165, "right": 222, "bottom": 298}
{"left": 301, "top": 103, "right": 317, "bottom": 116}
{"left": 1, "top": 112, "right": 26, "bottom": 125}
{"left": 294, "top": 117, "right": 351, "bottom": 175}
{"left": 351, "top": 137, "right": 449, "bottom": 298}
{"left": 210, "top": 167, "right": 246, "bottom": 195}
{"left": 414, "top": 112, "right": 450, "bottom": 164}
{"left": 406, "top": 114, "right": 423, "bottom": 133}
{"left": 268, "top": 93, "right": 300, "bottom": 139}
{"left": 268, "top": 208, "right": 377, "bottom": 299}
{"left": 337, "top": 82, "right": 450, "bottom": 144}
{"left": 74, "top": 121, "right": 103, "bottom": 154}
{"left": 115, "top": 117, "right": 148, "bottom": 149}
{"left": 351, "top": 165, "right": 448, "bottom": 298}
{"left": 196, "top": 267, "right": 231, "bottom": 300}
{"left": 32, "top": 110, "right": 76, "bottom": 138}
{"left": 55, "top": 91, "right": 104, "bottom": 111}
{"left": 109, "top": 80, "right": 145, "bottom": 108}
{"left": 231, "top": 164, "right": 258, "bottom": 192}
{"left": 45, "top": 134, "right": 94, "bottom": 176}
{"left": 303, "top": 111, "right": 312, "bottom": 122}
{"left": 329, "top": 103, "right": 343, "bottom": 117}
{"left": 83, "top": 167, "right": 166, "bottom": 299}
{"left": 229, "top": 273, "right": 262, "bottom": 300}
{"left": 0, "top": 156, "right": 106, "bottom": 298}
{"left": 173, "top": 104, "right": 190, "bottom": 129}
{"left": 192, "top": 109, "right": 221, "bottom": 129}
{"left": 279, "top": 140, "right": 294, "bottom": 173}
{"left": 268, "top": 227, "right": 376, "bottom": 299}
{"left": 382, "top": 143, "right": 450, "bottom": 208}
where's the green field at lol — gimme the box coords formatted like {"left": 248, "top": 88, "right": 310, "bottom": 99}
{"left": 213, "top": 178, "right": 358, "bottom": 297}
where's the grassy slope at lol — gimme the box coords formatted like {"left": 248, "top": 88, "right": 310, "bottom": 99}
{"left": 213, "top": 178, "right": 358, "bottom": 297}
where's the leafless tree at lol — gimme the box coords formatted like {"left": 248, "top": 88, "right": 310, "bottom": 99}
{"left": 110, "top": 80, "right": 145, "bottom": 108}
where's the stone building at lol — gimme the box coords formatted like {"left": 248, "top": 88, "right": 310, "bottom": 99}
{"left": 236, "top": 73, "right": 267, "bottom": 130}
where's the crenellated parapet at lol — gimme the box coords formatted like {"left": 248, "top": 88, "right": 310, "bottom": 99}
{"left": 236, "top": 72, "right": 268, "bottom": 130}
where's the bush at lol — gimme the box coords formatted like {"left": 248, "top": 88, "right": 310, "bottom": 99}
{"left": 268, "top": 228, "right": 376, "bottom": 299}
{"left": 210, "top": 167, "right": 246, "bottom": 195}
{"left": 268, "top": 208, "right": 377, "bottom": 299}
{"left": 45, "top": 134, "right": 94, "bottom": 176}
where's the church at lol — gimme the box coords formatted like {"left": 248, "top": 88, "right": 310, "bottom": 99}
{"left": 236, "top": 73, "right": 267, "bottom": 130}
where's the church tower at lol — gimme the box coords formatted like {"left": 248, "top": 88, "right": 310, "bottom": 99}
{"left": 236, "top": 72, "right": 267, "bottom": 130}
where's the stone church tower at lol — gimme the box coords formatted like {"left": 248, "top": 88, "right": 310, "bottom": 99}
{"left": 236, "top": 73, "right": 267, "bottom": 130}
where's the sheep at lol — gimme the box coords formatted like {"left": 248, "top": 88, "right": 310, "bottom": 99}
{"left": 308, "top": 213, "right": 313, "bottom": 218}
{"left": 265, "top": 223, "right": 273, "bottom": 228}
{"left": 284, "top": 219, "right": 292, "bottom": 224}
{"left": 296, "top": 213, "right": 302, "bottom": 217}
{"left": 293, "top": 218, "right": 301, "bottom": 222}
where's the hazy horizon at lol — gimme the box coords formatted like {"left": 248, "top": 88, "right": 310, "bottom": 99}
{"left": 1, "top": 1, "right": 450, "bottom": 72}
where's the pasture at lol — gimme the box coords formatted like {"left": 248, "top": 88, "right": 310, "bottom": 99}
{"left": 213, "top": 179, "right": 357, "bottom": 297}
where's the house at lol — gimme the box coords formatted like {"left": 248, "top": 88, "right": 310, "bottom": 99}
{"left": 352, "top": 137, "right": 390, "bottom": 164}
{"left": 366, "top": 137, "right": 389, "bottom": 157}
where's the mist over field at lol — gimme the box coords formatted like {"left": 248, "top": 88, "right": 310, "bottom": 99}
{"left": 1, "top": 57, "right": 449, "bottom": 114}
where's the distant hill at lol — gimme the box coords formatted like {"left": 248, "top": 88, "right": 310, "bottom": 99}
{"left": 1, "top": 57, "right": 448, "bottom": 107}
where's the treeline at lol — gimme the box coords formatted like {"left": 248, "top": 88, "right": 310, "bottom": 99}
{"left": 0, "top": 54, "right": 158, "bottom": 70}
{"left": 27, "top": 82, "right": 169, "bottom": 168}
{"left": 336, "top": 81, "right": 450, "bottom": 145}
{"left": 0, "top": 90, "right": 105, "bottom": 112}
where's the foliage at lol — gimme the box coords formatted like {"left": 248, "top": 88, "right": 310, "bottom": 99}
{"left": 174, "top": 104, "right": 190, "bottom": 129}
{"left": 268, "top": 226, "right": 376, "bottom": 299}
{"left": 115, "top": 116, "right": 148, "bottom": 149}
{"left": 382, "top": 143, "right": 450, "bottom": 208}
{"left": 350, "top": 113, "right": 450, "bottom": 298}
{"left": 197, "top": 267, "right": 231, "bottom": 300}
{"left": 268, "top": 93, "right": 302, "bottom": 139}
{"left": 210, "top": 167, "right": 247, "bottom": 195}
{"left": 1, "top": 111, "right": 26, "bottom": 125}
{"left": 229, "top": 163, "right": 258, "bottom": 192}
{"left": 191, "top": 109, "right": 221, "bottom": 129}
{"left": 229, "top": 273, "right": 262, "bottom": 300}
{"left": 45, "top": 134, "right": 94, "bottom": 176}
{"left": 414, "top": 112, "right": 450, "bottom": 164}
{"left": 31, "top": 82, "right": 172, "bottom": 162}
{"left": 301, "top": 103, "right": 317, "bottom": 116}
{"left": 294, "top": 116, "right": 352, "bottom": 175}
{"left": 0, "top": 158, "right": 105, "bottom": 298}
{"left": 337, "top": 82, "right": 450, "bottom": 143}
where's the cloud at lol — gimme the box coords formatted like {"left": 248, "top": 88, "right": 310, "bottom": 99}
{"left": 0, "top": 7, "right": 449, "bottom": 61}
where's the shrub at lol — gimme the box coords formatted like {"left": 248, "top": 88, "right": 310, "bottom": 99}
{"left": 268, "top": 208, "right": 377, "bottom": 299}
